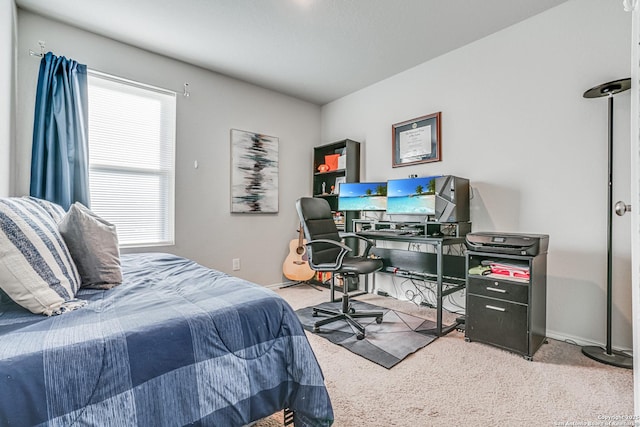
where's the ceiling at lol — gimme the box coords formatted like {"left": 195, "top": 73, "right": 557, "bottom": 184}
{"left": 16, "top": 0, "right": 570, "bottom": 105}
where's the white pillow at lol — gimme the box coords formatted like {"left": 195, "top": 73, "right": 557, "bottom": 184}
{"left": 58, "top": 202, "right": 122, "bottom": 289}
{"left": 0, "top": 197, "right": 84, "bottom": 315}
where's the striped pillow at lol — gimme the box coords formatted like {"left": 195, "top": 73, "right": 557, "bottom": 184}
{"left": 24, "top": 196, "right": 67, "bottom": 223}
{"left": 0, "top": 197, "right": 84, "bottom": 315}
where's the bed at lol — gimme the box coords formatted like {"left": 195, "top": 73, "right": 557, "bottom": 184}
{"left": 0, "top": 252, "right": 334, "bottom": 426}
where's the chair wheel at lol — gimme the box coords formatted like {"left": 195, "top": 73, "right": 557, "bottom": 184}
{"left": 349, "top": 307, "right": 355, "bottom": 314}
{"left": 375, "top": 317, "right": 382, "bottom": 324}
{"left": 312, "top": 311, "right": 318, "bottom": 317}
{"left": 313, "top": 326, "right": 320, "bottom": 333}
{"left": 356, "top": 333, "right": 365, "bottom": 340}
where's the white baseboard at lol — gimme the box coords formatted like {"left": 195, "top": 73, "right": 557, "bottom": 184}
{"left": 266, "top": 281, "right": 293, "bottom": 289}
{"left": 545, "top": 328, "right": 632, "bottom": 355}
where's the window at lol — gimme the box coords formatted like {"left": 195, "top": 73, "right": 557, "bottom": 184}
{"left": 87, "top": 71, "right": 176, "bottom": 247}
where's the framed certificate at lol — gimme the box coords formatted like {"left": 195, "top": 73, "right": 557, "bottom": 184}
{"left": 392, "top": 112, "right": 441, "bottom": 167}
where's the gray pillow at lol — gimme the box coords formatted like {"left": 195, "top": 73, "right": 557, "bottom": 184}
{"left": 58, "top": 202, "right": 123, "bottom": 289}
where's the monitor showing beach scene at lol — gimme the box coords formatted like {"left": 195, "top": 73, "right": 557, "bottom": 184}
{"left": 338, "top": 182, "right": 387, "bottom": 211}
{"left": 386, "top": 176, "right": 440, "bottom": 215}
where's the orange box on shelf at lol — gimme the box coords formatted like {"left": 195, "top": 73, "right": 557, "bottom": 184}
{"left": 324, "top": 154, "right": 340, "bottom": 171}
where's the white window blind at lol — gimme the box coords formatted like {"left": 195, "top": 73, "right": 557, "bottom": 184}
{"left": 87, "top": 71, "right": 176, "bottom": 247}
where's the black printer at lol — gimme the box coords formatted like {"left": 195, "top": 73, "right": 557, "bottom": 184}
{"left": 465, "top": 232, "right": 549, "bottom": 257}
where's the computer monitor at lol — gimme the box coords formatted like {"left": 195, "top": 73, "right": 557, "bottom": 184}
{"left": 338, "top": 182, "right": 387, "bottom": 211}
{"left": 386, "top": 176, "right": 440, "bottom": 215}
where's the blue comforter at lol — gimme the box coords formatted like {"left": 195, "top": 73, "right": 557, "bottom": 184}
{"left": 0, "top": 253, "right": 333, "bottom": 426}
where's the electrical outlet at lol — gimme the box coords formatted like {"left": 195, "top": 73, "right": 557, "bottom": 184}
{"left": 232, "top": 258, "right": 240, "bottom": 271}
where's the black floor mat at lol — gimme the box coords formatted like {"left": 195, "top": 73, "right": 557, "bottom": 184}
{"left": 296, "top": 300, "right": 440, "bottom": 369}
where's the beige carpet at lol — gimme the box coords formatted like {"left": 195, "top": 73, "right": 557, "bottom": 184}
{"left": 255, "top": 285, "right": 633, "bottom": 426}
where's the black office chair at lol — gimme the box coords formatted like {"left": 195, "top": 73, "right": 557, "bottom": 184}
{"left": 296, "top": 197, "right": 384, "bottom": 340}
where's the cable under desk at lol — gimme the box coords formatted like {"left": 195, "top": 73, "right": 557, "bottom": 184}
{"left": 356, "top": 231, "right": 466, "bottom": 336}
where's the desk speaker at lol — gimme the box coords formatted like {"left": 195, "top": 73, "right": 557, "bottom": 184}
{"left": 435, "top": 176, "right": 470, "bottom": 223}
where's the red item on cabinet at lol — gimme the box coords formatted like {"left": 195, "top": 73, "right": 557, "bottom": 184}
{"left": 324, "top": 154, "right": 340, "bottom": 171}
{"left": 489, "top": 262, "right": 530, "bottom": 280}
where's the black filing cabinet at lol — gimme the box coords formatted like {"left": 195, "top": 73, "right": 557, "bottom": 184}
{"left": 465, "top": 251, "right": 547, "bottom": 360}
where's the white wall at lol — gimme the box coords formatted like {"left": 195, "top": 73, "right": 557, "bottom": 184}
{"left": 0, "top": 0, "right": 16, "bottom": 197}
{"left": 321, "top": 0, "right": 633, "bottom": 348}
{"left": 15, "top": 10, "right": 321, "bottom": 285}
{"left": 14, "top": 1, "right": 633, "bottom": 348}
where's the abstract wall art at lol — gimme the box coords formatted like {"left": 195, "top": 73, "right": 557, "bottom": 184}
{"left": 230, "top": 129, "right": 279, "bottom": 213}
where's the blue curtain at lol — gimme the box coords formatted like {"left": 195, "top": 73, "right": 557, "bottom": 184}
{"left": 30, "top": 52, "right": 90, "bottom": 210}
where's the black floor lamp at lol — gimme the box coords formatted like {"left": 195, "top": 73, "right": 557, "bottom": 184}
{"left": 582, "top": 77, "right": 633, "bottom": 369}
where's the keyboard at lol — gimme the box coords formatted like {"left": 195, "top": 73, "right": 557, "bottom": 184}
{"left": 360, "top": 229, "right": 420, "bottom": 236}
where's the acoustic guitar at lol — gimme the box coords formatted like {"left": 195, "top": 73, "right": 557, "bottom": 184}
{"left": 283, "top": 226, "right": 315, "bottom": 282}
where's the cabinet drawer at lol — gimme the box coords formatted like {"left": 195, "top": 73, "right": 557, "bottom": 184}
{"left": 466, "top": 294, "right": 528, "bottom": 355}
{"left": 467, "top": 276, "right": 529, "bottom": 304}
